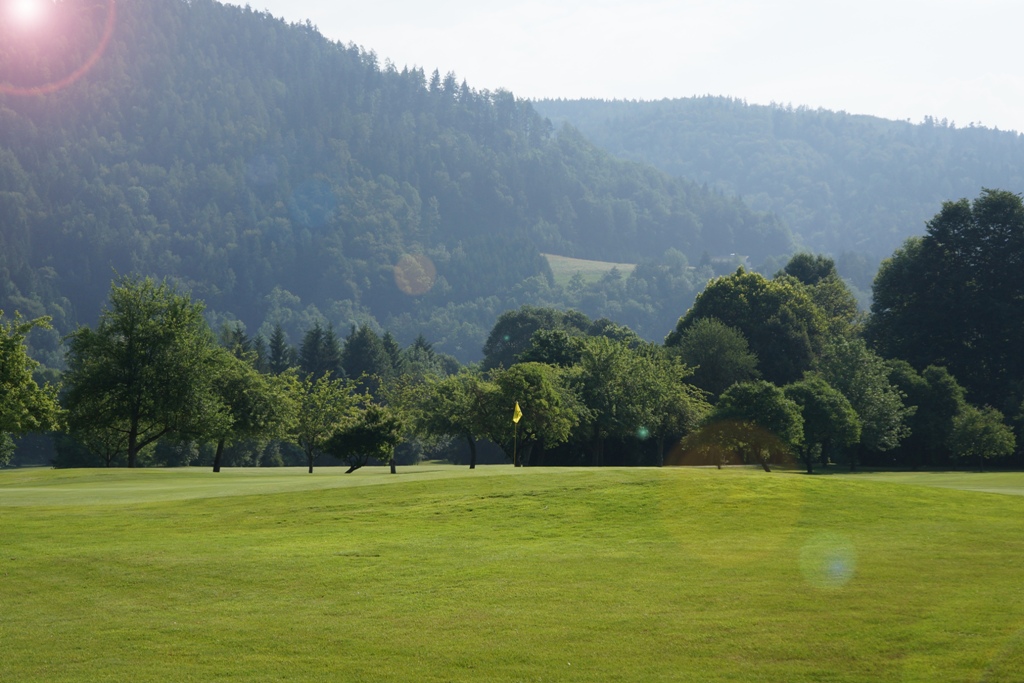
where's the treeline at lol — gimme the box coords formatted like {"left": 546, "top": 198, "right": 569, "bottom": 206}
{"left": 0, "top": 0, "right": 791, "bottom": 368}
{"left": 3, "top": 190, "right": 1023, "bottom": 471}
{"left": 535, "top": 96, "right": 1024, "bottom": 283}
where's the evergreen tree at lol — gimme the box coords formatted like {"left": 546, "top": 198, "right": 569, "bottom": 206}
{"left": 268, "top": 323, "right": 294, "bottom": 374}
{"left": 298, "top": 322, "right": 342, "bottom": 379}
{"left": 340, "top": 324, "right": 391, "bottom": 393}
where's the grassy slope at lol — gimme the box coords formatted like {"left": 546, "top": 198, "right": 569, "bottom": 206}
{"left": 543, "top": 253, "right": 637, "bottom": 287}
{"left": 2, "top": 466, "right": 1023, "bottom": 682}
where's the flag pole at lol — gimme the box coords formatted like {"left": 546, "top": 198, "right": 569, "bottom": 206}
{"left": 512, "top": 401, "right": 522, "bottom": 467}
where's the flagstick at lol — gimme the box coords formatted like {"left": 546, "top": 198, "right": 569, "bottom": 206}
{"left": 512, "top": 401, "right": 522, "bottom": 467}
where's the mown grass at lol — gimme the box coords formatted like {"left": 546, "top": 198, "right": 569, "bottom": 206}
{"left": 2, "top": 466, "right": 1023, "bottom": 681}
{"left": 543, "top": 253, "right": 637, "bottom": 287}
{"left": 832, "top": 470, "right": 1024, "bottom": 497}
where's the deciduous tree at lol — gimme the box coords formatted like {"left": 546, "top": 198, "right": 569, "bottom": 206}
{"left": 868, "top": 189, "right": 1024, "bottom": 411}
{"left": 666, "top": 269, "right": 827, "bottom": 385}
{"left": 816, "top": 339, "right": 911, "bottom": 469}
{"left": 670, "top": 317, "right": 759, "bottom": 399}
{"left": 487, "top": 362, "right": 582, "bottom": 466}
{"left": 325, "top": 403, "right": 405, "bottom": 474}
{"left": 411, "top": 369, "right": 497, "bottom": 469}
{"left": 950, "top": 405, "right": 1016, "bottom": 472}
{"left": 209, "top": 351, "right": 298, "bottom": 472}
{"left": 62, "top": 277, "right": 225, "bottom": 468}
{"left": 0, "top": 312, "right": 62, "bottom": 465}
{"left": 784, "top": 373, "right": 861, "bottom": 473}
{"left": 703, "top": 381, "right": 804, "bottom": 472}
{"left": 291, "top": 373, "right": 360, "bottom": 473}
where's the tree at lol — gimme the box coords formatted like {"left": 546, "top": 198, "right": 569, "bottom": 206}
{"left": 291, "top": 373, "right": 360, "bottom": 473}
{"left": 62, "top": 276, "right": 225, "bottom": 468}
{"left": 517, "top": 329, "right": 587, "bottom": 367}
{"left": 887, "top": 361, "right": 966, "bottom": 468}
{"left": 298, "top": 322, "right": 342, "bottom": 379}
{"left": 702, "top": 381, "right": 804, "bottom": 472}
{"left": 482, "top": 306, "right": 591, "bottom": 370}
{"left": 325, "top": 403, "right": 405, "bottom": 474}
{"left": 868, "top": 189, "right": 1024, "bottom": 411}
{"left": 267, "top": 323, "right": 295, "bottom": 374}
{"left": 208, "top": 351, "right": 298, "bottom": 472}
{"left": 412, "top": 369, "right": 497, "bottom": 469}
{"left": 816, "top": 339, "right": 911, "bottom": 469}
{"left": 399, "top": 334, "right": 459, "bottom": 381}
{"left": 643, "top": 350, "right": 711, "bottom": 466}
{"left": 0, "top": 312, "right": 62, "bottom": 466}
{"left": 340, "top": 324, "right": 392, "bottom": 395}
{"left": 666, "top": 269, "right": 827, "bottom": 385}
{"left": 670, "top": 317, "right": 759, "bottom": 399}
{"left": 569, "top": 337, "right": 661, "bottom": 466}
{"left": 950, "top": 405, "right": 1016, "bottom": 472}
{"left": 784, "top": 374, "right": 861, "bottom": 473}
{"left": 804, "top": 274, "right": 860, "bottom": 338}
{"left": 487, "top": 362, "right": 582, "bottom": 466}
{"left": 778, "top": 253, "right": 838, "bottom": 286}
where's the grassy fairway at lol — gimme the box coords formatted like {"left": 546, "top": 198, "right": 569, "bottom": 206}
{"left": 2, "top": 466, "right": 1024, "bottom": 682}
{"left": 832, "top": 470, "right": 1024, "bottom": 497}
{"left": 543, "top": 253, "right": 637, "bottom": 287}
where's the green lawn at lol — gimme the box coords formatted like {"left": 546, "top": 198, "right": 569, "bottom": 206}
{"left": 831, "top": 470, "right": 1024, "bottom": 497}
{"left": 2, "top": 465, "right": 1023, "bottom": 681}
{"left": 543, "top": 253, "right": 637, "bottom": 287}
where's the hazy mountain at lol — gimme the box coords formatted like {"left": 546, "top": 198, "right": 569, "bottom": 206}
{"left": 535, "top": 96, "right": 1024, "bottom": 262}
{"left": 0, "top": 0, "right": 791, "bottom": 363}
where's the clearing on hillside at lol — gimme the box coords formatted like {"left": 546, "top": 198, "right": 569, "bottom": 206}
{"left": 543, "top": 253, "right": 637, "bottom": 287}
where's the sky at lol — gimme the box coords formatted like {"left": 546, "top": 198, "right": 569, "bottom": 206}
{"left": 227, "top": 0, "right": 1024, "bottom": 133}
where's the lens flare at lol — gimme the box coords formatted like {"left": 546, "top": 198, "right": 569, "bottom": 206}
{"left": 799, "top": 533, "right": 857, "bottom": 590}
{"left": 394, "top": 254, "right": 437, "bottom": 296}
{"left": 1, "top": 0, "right": 118, "bottom": 97}
{"left": 9, "top": 0, "right": 46, "bottom": 28}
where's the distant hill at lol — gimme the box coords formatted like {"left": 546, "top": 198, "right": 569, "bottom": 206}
{"left": 0, "top": 0, "right": 791, "bottom": 364}
{"left": 535, "top": 97, "right": 1024, "bottom": 265}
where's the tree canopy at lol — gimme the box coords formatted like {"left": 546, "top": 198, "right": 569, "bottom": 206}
{"left": 869, "top": 189, "right": 1024, "bottom": 412}
{"left": 0, "top": 312, "right": 62, "bottom": 465}
{"left": 62, "top": 276, "right": 226, "bottom": 468}
{"left": 666, "top": 269, "right": 827, "bottom": 385}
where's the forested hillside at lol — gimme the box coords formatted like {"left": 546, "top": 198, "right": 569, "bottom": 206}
{"left": 535, "top": 97, "right": 1024, "bottom": 266}
{"left": 0, "top": 0, "right": 791, "bottom": 364}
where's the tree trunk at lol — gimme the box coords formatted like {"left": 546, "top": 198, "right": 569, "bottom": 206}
{"left": 591, "top": 437, "right": 604, "bottom": 467}
{"left": 213, "top": 439, "right": 225, "bottom": 473}
{"left": 345, "top": 464, "right": 362, "bottom": 474}
{"left": 308, "top": 454, "right": 314, "bottom": 474}
{"left": 849, "top": 444, "right": 862, "bottom": 472}
{"left": 466, "top": 435, "right": 477, "bottom": 469}
{"left": 128, "top": 427, "right": 138, "bottom": 469}
{"left": 520, "top": 442, "right": 534, "bottom": 467}
{"left": 389, "top": 457, "right": 396, "bottom": 474}
{"left": 656, "top": 436, "right": 665, "bottom": 467}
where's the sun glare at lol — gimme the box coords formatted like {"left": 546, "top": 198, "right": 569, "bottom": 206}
{"left": 9, "top": 0, "right": 47, "bottom": 28}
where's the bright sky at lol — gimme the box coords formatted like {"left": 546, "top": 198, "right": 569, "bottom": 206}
{"left": 228, "top": 0, "right": 1024, "bottom": 133}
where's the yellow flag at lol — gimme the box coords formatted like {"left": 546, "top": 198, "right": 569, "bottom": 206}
{"left": 512, "top": 401, "right": 523, "bottom": 424}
